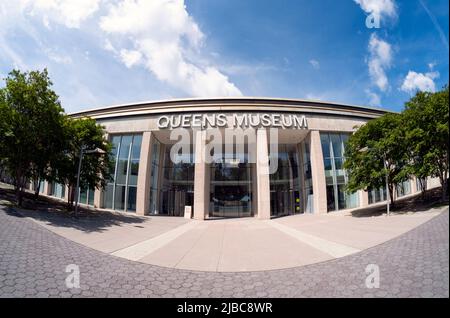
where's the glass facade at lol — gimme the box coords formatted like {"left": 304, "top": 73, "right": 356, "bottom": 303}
{"left": 269, "top": 144, "right": 301, "bottom": 217}
{"left": 320, "top": 132, "right": 359, "bottom": 211}
{"left": 301, "top": 141, "right": 314, "bottom": 213}
{"left": 416, "top": 178, "right": 426, "bottom": 192}
{"left": 149, "top": 138, "right": 162, "bottom": 214}
{"left": 39, "top": 180, "right": 45, "bottom": 193}
{"left": 368, "top": 186, "right": 387, "bottom": 204}
{"left": 51, "top": 182, "right": 65, "bottom": 199}
{"left": 102, "top": 134, "right": 142, "bottom": 212}
{"left": 210, "top": 143, "right": 253, "bottom": 217}
{"left": 79, "top": 187, "right": 95, "bottom": 206}
{"left": 396, "top": 180, "right": 411, "bottom": 197}
{"left": 159, "top": 143, "right": 195, "bottom": 216}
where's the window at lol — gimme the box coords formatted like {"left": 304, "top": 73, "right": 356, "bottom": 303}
{"left": 157, "top": 142, "right": 194, "bottom": 216}
{"left": 51, "top": 183, "right": 65, "bottom": 199}
{"left": 396, "top": 180, "right": 411, "bottom": 197}
{"left": 149, "top": 138, "right": 161, "bottom": 214}
{"left": 78, "top": 187, "right": 95, "bottom": 206}
{"left": 321, "top": 132, "right": 359, "bottom": 211}
{"left": 102, "top": 134, "right": 142, "bottom": 212}
{"left": 368, "top": 186, "right": 386, "bottom": 204}
{"left": 302, "top": 141, "right": 314, "bottom": 213}
{"left": 269, "top": 144, "right": 301, "bottom": 217}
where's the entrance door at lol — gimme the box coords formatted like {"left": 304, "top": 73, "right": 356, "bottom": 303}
{"left": 209, "top": 159, "right": 253, "bottom": 218}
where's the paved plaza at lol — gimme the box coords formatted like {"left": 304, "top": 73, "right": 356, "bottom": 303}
{"left": 0, "top": 203, "right": 448, "bottom": 297}
{"left": 14, "top": 203, "right": 445, "bottom": 272}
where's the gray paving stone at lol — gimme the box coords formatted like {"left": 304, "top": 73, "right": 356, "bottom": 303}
{"left": 0, "top": 205, "right": 448, "bottom": 298}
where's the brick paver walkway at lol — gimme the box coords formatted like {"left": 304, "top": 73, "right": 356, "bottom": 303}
{"left": 0, "top": 205, "right": 448, "bottom": 298}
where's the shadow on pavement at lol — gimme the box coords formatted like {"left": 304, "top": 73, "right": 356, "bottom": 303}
{"left": 0, "top": 186, "right": 147, "bottom": 233}
{"left": 351, "top": 187, "right": 448, "bottom": 217}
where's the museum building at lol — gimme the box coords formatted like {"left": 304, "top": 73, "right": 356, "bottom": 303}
{"left": 39, "top": 98, "right": 436, "bottom": 220}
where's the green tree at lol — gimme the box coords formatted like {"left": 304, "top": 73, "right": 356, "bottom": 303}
{"left": 54, "top": 117, "right": 113, "bottom": 208}
{"left": 403, "top": 86, "right": 449, "bottom": 200}
{"left": 0, "top": 69, "right": 64, "bottom": 206}
{"left": 344, "top": 113, "right": 409, "bottom": 205}
{"left": 25, "top": 70, "right": 67, "bottom": 198}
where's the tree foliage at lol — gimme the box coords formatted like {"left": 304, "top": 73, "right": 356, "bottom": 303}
{"left": 403, "top": 86, "right": 449, "bottom": 199}
{"left": 0, "top": 69, "right": 66, "bottom": 205}
{"left": 0, "top": 69, "right": 113, "bottom": 208}
{"left": 344, "top": 85, "right": 449, "bottom": 203}
{"left": 344, "top": 113, "right": 409, "bottom": 205}
{"left": 54, "top": 117, "right": 113, "bottom": 206}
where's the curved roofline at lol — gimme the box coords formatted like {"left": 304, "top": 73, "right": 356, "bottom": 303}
{"left": 69, "top": 96, "right": 392, "bottom": 117}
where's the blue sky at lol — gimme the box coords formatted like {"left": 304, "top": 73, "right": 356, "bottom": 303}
{"left": 0, "top": 0, "right": 448, "bottom": 113}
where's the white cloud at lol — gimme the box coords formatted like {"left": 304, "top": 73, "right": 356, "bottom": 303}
{"left": 99, "top": 0, "right": 242, "bottom": 97}
{"left": 120, "top": 49, "right": 142, "bottom": 68}
{"left": 354, "top": 0, "right": 397, "bottom": 19}
{"left": 400, "top": 70, "right": 439, "bottom": 93}
{"left": 365, "top": 89, "right": 381, "bottom": 106}
{"left": 367, "top": 33, "right": 392, "bottom": 91}
{"left": 45, "top": 49, "right": 72, "bottom": 64}
{"left": 23, "top": 0, "right": 102, "bottom": 29}
{"left": 309, "top": 59, "right": 320, "bottom": 69}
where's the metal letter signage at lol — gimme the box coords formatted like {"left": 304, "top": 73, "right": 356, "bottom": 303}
{"left": 157, "top": 113, "right": 307, "bottom": 129}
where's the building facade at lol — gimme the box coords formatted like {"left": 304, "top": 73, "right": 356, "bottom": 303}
{"left": 44, "top": 98, "right": 433, "bottom": 219}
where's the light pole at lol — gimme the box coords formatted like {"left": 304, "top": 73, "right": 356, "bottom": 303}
{"left": 74, "top": 146, "right": 106, "bottom": 217}
{"left": 383, "top": 153, "right": 390, "bottom": 216}
{"left": 359, "top": 147, "right": 390, "bottom": 216}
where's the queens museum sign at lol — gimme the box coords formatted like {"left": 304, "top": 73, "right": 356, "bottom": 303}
{"left": 157, "top": 113, "right": 308, "bottom": 129}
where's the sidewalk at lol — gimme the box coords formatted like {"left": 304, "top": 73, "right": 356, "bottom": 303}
{"left": 15, "top": 203, "right": 446, "bottom": 272}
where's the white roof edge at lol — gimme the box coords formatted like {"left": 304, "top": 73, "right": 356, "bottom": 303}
{"left": 68, "top": 96, "right": 393, "bottom": 116}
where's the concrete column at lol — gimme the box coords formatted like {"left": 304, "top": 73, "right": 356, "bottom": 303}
{"left": 309, "top": 130, "right": 327, "bottom": 214}
{"left": 93, "top": 188, "right": 102, "bottom": 208}
{"left": 193, "top": 130, "right": 209, "bottom": 220}
{"left": 359, "top": 190, "right": 369, "bottom": 208}
{"left": 43, "top": 181, "right": 51, "bottom": 196}
{"left": 297, "top": 143, "right": 306, "bottom": 214}
{"left": 411, "top": 177, "right": 418, "bottom": 194}
{"left": 64, "top": 185, "right": 70, "bottom": 203}
{"left": 155, "top": 144, "right": 166, "bottom": 214}
{"left": 136, "top": 131, "right": 153, "bottom": 216}
{"left": 256, "top": 129, "right": 271, "bottom": 220}
{"left": 251, "top": 163, "right": 258, "bottom": 217}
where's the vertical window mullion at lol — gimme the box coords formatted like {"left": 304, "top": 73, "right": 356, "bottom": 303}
{"left": 112, "top": 136, "right": 121, "bottom": 210}
{"left": 328, "top": 134, "right": 338, "bottom": 211}
{"left": 124, "top": 135, "right": 133, "bottom": 212}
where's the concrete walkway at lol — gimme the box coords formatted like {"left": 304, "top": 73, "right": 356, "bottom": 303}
{"left": 16, "top": 205, "right": 446, "bottom": 272}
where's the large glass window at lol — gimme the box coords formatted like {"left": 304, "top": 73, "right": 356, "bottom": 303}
{"left": 210, "top": 143, "right": 253, "bottom": 218}
{"left": 78, "top": 187, "right": 95, "bottom": 206}
{"left": 396, "top": 180, "right": 411, "bottom": 197}
{"left": 368, "top": 186, "right": 386, "bottom": 204}
{"left": 149, "top": 138, "right": 161, "bottom": 214}
{"left": 157, "top": 142, "right": 194, "bottom": 216}
{"left": 51, "top": 182, "right": 65, "bottom": 199}
{"left": 269, "top": 144, "right": 301, "bottom": 217}
{"left": 302, "top": 141, "right": 314, "bottom": 213}
{"left": 102, "top": 134, "right": 142, "bottom": 212}
{"left": 321, "top": 132, "right": 359, "bottom": 212}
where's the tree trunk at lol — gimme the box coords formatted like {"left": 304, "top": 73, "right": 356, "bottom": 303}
{"left": 389, "top": 184, "right": 395, "bottom": 207}
{"left": 14, "top": 171, "right": 25, "bottom": 207}
{"left": 420, "top": 178, "right": 427, "bottom": 201}
{"left": 67, "top": 185, "right": 75, "bottom": 210}
{"left": 441, "top": 174, "right": 448, "bottom": 202}
{"left": 33, "top": 178, "right": 40, "bottom": 200}
{"left": 16, "top": 186, "right": 23, "bottom": 207}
